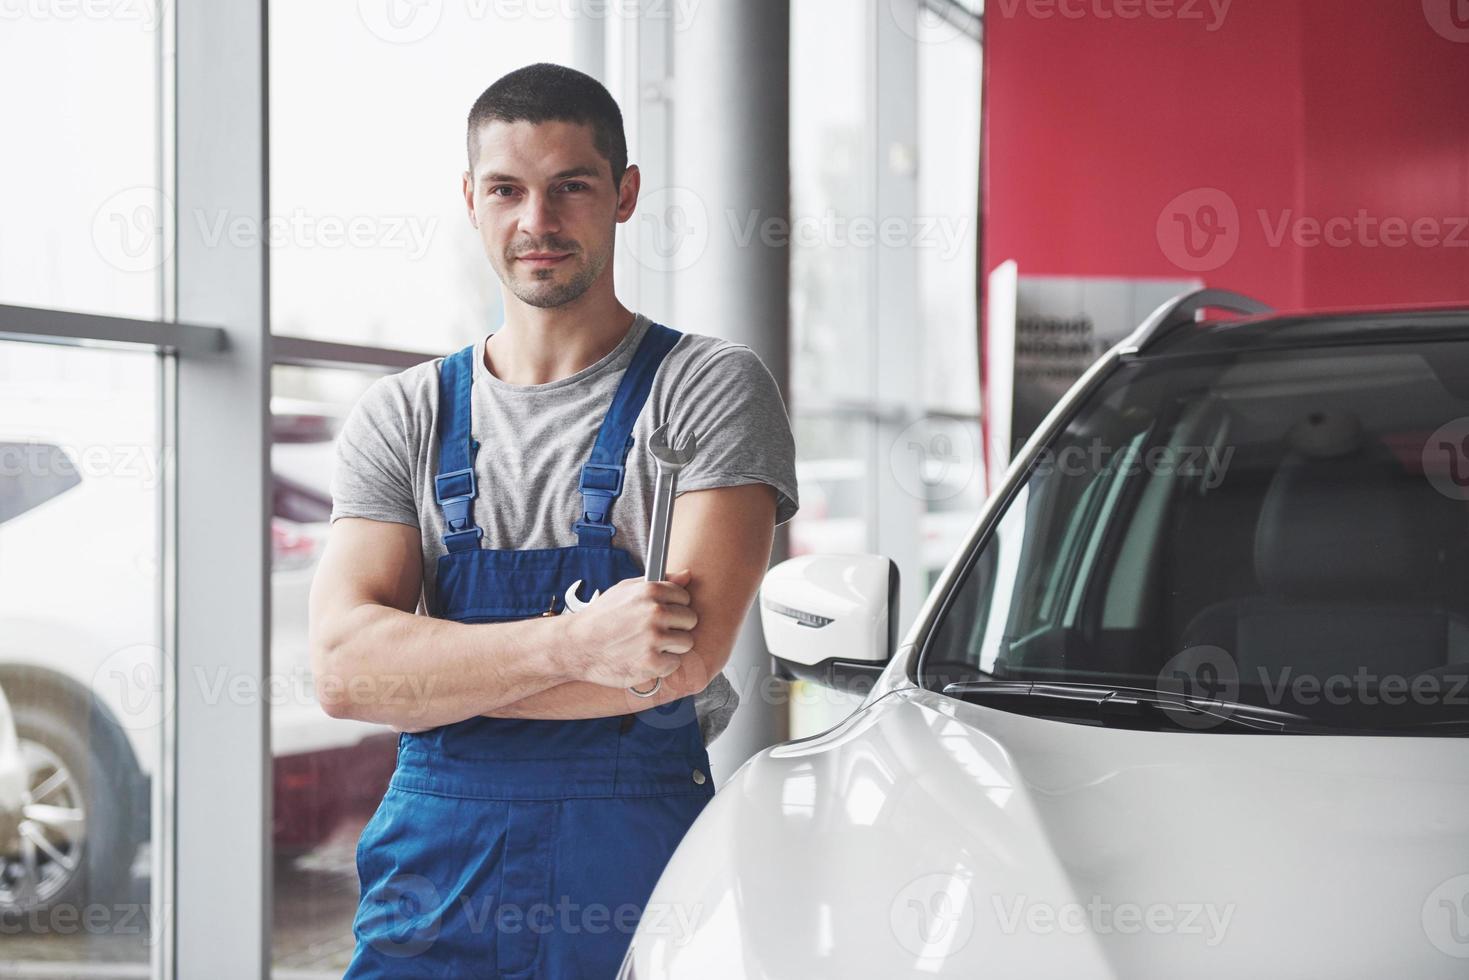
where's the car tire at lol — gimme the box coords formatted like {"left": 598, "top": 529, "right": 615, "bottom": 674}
{"left": 0, "top": 698, "right": 141, "bottom": 922}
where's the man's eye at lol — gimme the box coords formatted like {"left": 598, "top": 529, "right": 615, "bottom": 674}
{"left": 488, "top": 186, "right": 517, "bottom": 198}
{"left": 559, "top": 182, "right": 588, "bottom": 193}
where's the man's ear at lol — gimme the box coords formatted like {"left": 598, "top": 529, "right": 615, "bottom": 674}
{"left": 462, "top": 170, "right": 478, "bottom": 229}
{"left": 615, "top": 163, "right": 640, "bottom": 224}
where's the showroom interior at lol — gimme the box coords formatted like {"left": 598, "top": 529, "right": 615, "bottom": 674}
{"left": 1, "top": 0, "right": 1468, "bottom": 976}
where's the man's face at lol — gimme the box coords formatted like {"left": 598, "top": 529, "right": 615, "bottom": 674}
{"left": 462, "top": 119, "right": 637, "bottom": 310}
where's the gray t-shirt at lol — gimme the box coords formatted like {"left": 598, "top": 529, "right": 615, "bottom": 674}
{"left": 328, "top": 312, "right": 799, "bottom": 746}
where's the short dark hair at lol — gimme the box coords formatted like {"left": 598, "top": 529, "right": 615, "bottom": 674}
{"left": 466, "top": 63, "right": 628, "bottom": 187}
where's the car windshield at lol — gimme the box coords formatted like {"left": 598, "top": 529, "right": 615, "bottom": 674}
{"left": 922, "top": 338, "right": 1469, "bottom": 734}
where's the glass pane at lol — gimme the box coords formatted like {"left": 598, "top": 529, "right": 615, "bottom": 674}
{"left": 924, "top": 340, "right": 1469, "bottom": 734}
{"left": 269, "top": 363, "right": 399, "bottom": 976}
{"left": 268, "top": 5, "right": 575, "bottom": 351}
{"left": 790, "top": 0, "right": 872, "bottom": 401}
{"left": 0, "top": 17, "right": 161, "bottom": 318}
{"left": 788, "top": 412, "right": 871, "bottom": 732}
{"left": 917, "top": 27, "right": 982, "bottom": 414}
{"left": 0, "top": 341, "right": 162, "bottom": 972}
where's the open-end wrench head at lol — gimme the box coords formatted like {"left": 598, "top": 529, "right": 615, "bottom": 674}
{"left": 647, "top": 422, "right": 699, "bottom": 467}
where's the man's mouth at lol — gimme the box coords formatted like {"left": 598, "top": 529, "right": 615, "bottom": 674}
{"left": 517, "top": 252, "right": 572, "bottom": 267}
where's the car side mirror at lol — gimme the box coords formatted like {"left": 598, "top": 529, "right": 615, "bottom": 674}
{"left": 759, "top": 554, "right": 899, "bottom": 692}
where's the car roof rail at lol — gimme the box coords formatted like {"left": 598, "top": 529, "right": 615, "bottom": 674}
{"left": 1120, "top": 288, "right": 1273, "bottom": 354}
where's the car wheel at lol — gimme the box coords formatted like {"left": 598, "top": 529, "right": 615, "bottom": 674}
{"left": 0, "top": 702, "right": 139, "bottom": 919}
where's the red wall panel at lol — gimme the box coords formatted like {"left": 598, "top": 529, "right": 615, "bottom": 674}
{"left": 984, "top": 0, "right": 1469, "bottom": 311}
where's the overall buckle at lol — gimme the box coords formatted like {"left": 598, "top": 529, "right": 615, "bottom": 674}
{"left": 434, "top": 466, "right": 477, "bottom": 532}
{"left": 577, "top": 462, "right": 624, "bottom": 526}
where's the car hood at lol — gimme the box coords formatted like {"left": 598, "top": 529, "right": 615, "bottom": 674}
{"left": 633, "top": 688, "right": 1469, "bottom": 978}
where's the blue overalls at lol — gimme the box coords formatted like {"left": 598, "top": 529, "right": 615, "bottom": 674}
{"left": 345, "top": 322, "right": 715, "bottom": 979}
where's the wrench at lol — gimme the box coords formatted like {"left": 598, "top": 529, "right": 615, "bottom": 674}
{"left": 564, "top": 422, "right": 701, "bottom": 612}
{"left": 644, "top": 422, "right": 699, "bottom": 584}
{"left": 560, "top": 423, "right": 700, "bottom": 699}
{"left": 626, "top": 423, "right": 699, "bottom": 698}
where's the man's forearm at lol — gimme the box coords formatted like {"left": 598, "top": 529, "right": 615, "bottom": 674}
{"left": 481, "top": 650, "right": 721, "bottom": 721}
{"left": 315, "top": 602, "right": 577, "bottom": 729}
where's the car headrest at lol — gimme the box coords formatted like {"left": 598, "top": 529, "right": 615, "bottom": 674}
{"left": 1254, "top": 447, "right": 1432, "bottom": 601}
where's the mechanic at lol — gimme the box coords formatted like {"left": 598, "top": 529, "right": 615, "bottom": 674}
{"left": 309, "top": 63, "right": 799, "bottom": 977}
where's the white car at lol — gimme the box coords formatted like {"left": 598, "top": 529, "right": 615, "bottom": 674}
{"left": 622, "top": 292, "right": 1469, "bottom": 978}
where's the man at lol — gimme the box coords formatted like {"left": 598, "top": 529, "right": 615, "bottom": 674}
{"left": 309, "top": 62, "right": 798, "bottom": 978}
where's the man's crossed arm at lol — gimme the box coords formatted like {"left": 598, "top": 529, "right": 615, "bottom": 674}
{"left": 308, "top": 483, "right": 776, "bottom": 729}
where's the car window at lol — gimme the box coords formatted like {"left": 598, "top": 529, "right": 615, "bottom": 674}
{"left": 922, "top": 339, "right": 1469, "bottom": 734}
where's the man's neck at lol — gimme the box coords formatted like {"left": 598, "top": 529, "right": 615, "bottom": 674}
{"left": 485, "top": 296, "right": 636, "bottom": 387}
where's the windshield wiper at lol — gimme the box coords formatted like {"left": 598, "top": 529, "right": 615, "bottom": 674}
{"left": 941, "top": 681, "right": 1319, "bottom": 733}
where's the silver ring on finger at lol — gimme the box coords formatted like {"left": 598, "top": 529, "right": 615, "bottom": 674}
{"left": 628, "top": 678, "right": 662, "bottom": 698}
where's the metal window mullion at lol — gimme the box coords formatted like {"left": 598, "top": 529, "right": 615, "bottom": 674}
{"left": 173, "top": 0, "right": 271, "bottom": 975}
{"left": 870, "top": 0, "right": 925, "bottom": 633}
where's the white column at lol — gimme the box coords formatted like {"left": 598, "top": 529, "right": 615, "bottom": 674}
{"left": 174, "top": 0, "right": 271, "bottom": 974}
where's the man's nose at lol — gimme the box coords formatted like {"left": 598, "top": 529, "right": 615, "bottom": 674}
{"left": 518, "top": 191, "right": 560, "bottom": 239}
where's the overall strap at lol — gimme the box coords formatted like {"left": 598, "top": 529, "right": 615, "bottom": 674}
{"left": 575, "top": 322, "right": 682, "bottom": 548}
{"left": 433, "top": 344, "right": 483, "bottom": 553}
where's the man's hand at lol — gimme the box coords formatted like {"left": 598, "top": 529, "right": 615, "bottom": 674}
{"left": 561, "top": 568, "right": 699, "bottom": 688}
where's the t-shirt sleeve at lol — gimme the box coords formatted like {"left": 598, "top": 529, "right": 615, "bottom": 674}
{"left": 328, "top": 374, "right": 421, "bottom": 528}
{"left": 667, "top": 344, "right": 800, "bottom": 526}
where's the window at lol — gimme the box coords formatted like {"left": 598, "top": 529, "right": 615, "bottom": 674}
{"left": 0, "top": 342, "right": 163, "bottom": 970}
{"left": 267, "top": 4, "right": 575, "bottom": 353}
{"left": 923, "top": 339, "right": 1469, "bottom": 734}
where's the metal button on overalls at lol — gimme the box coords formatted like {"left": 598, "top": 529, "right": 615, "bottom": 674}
{"left": 345, "top": 322, "right": 716, "bottom": 979}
